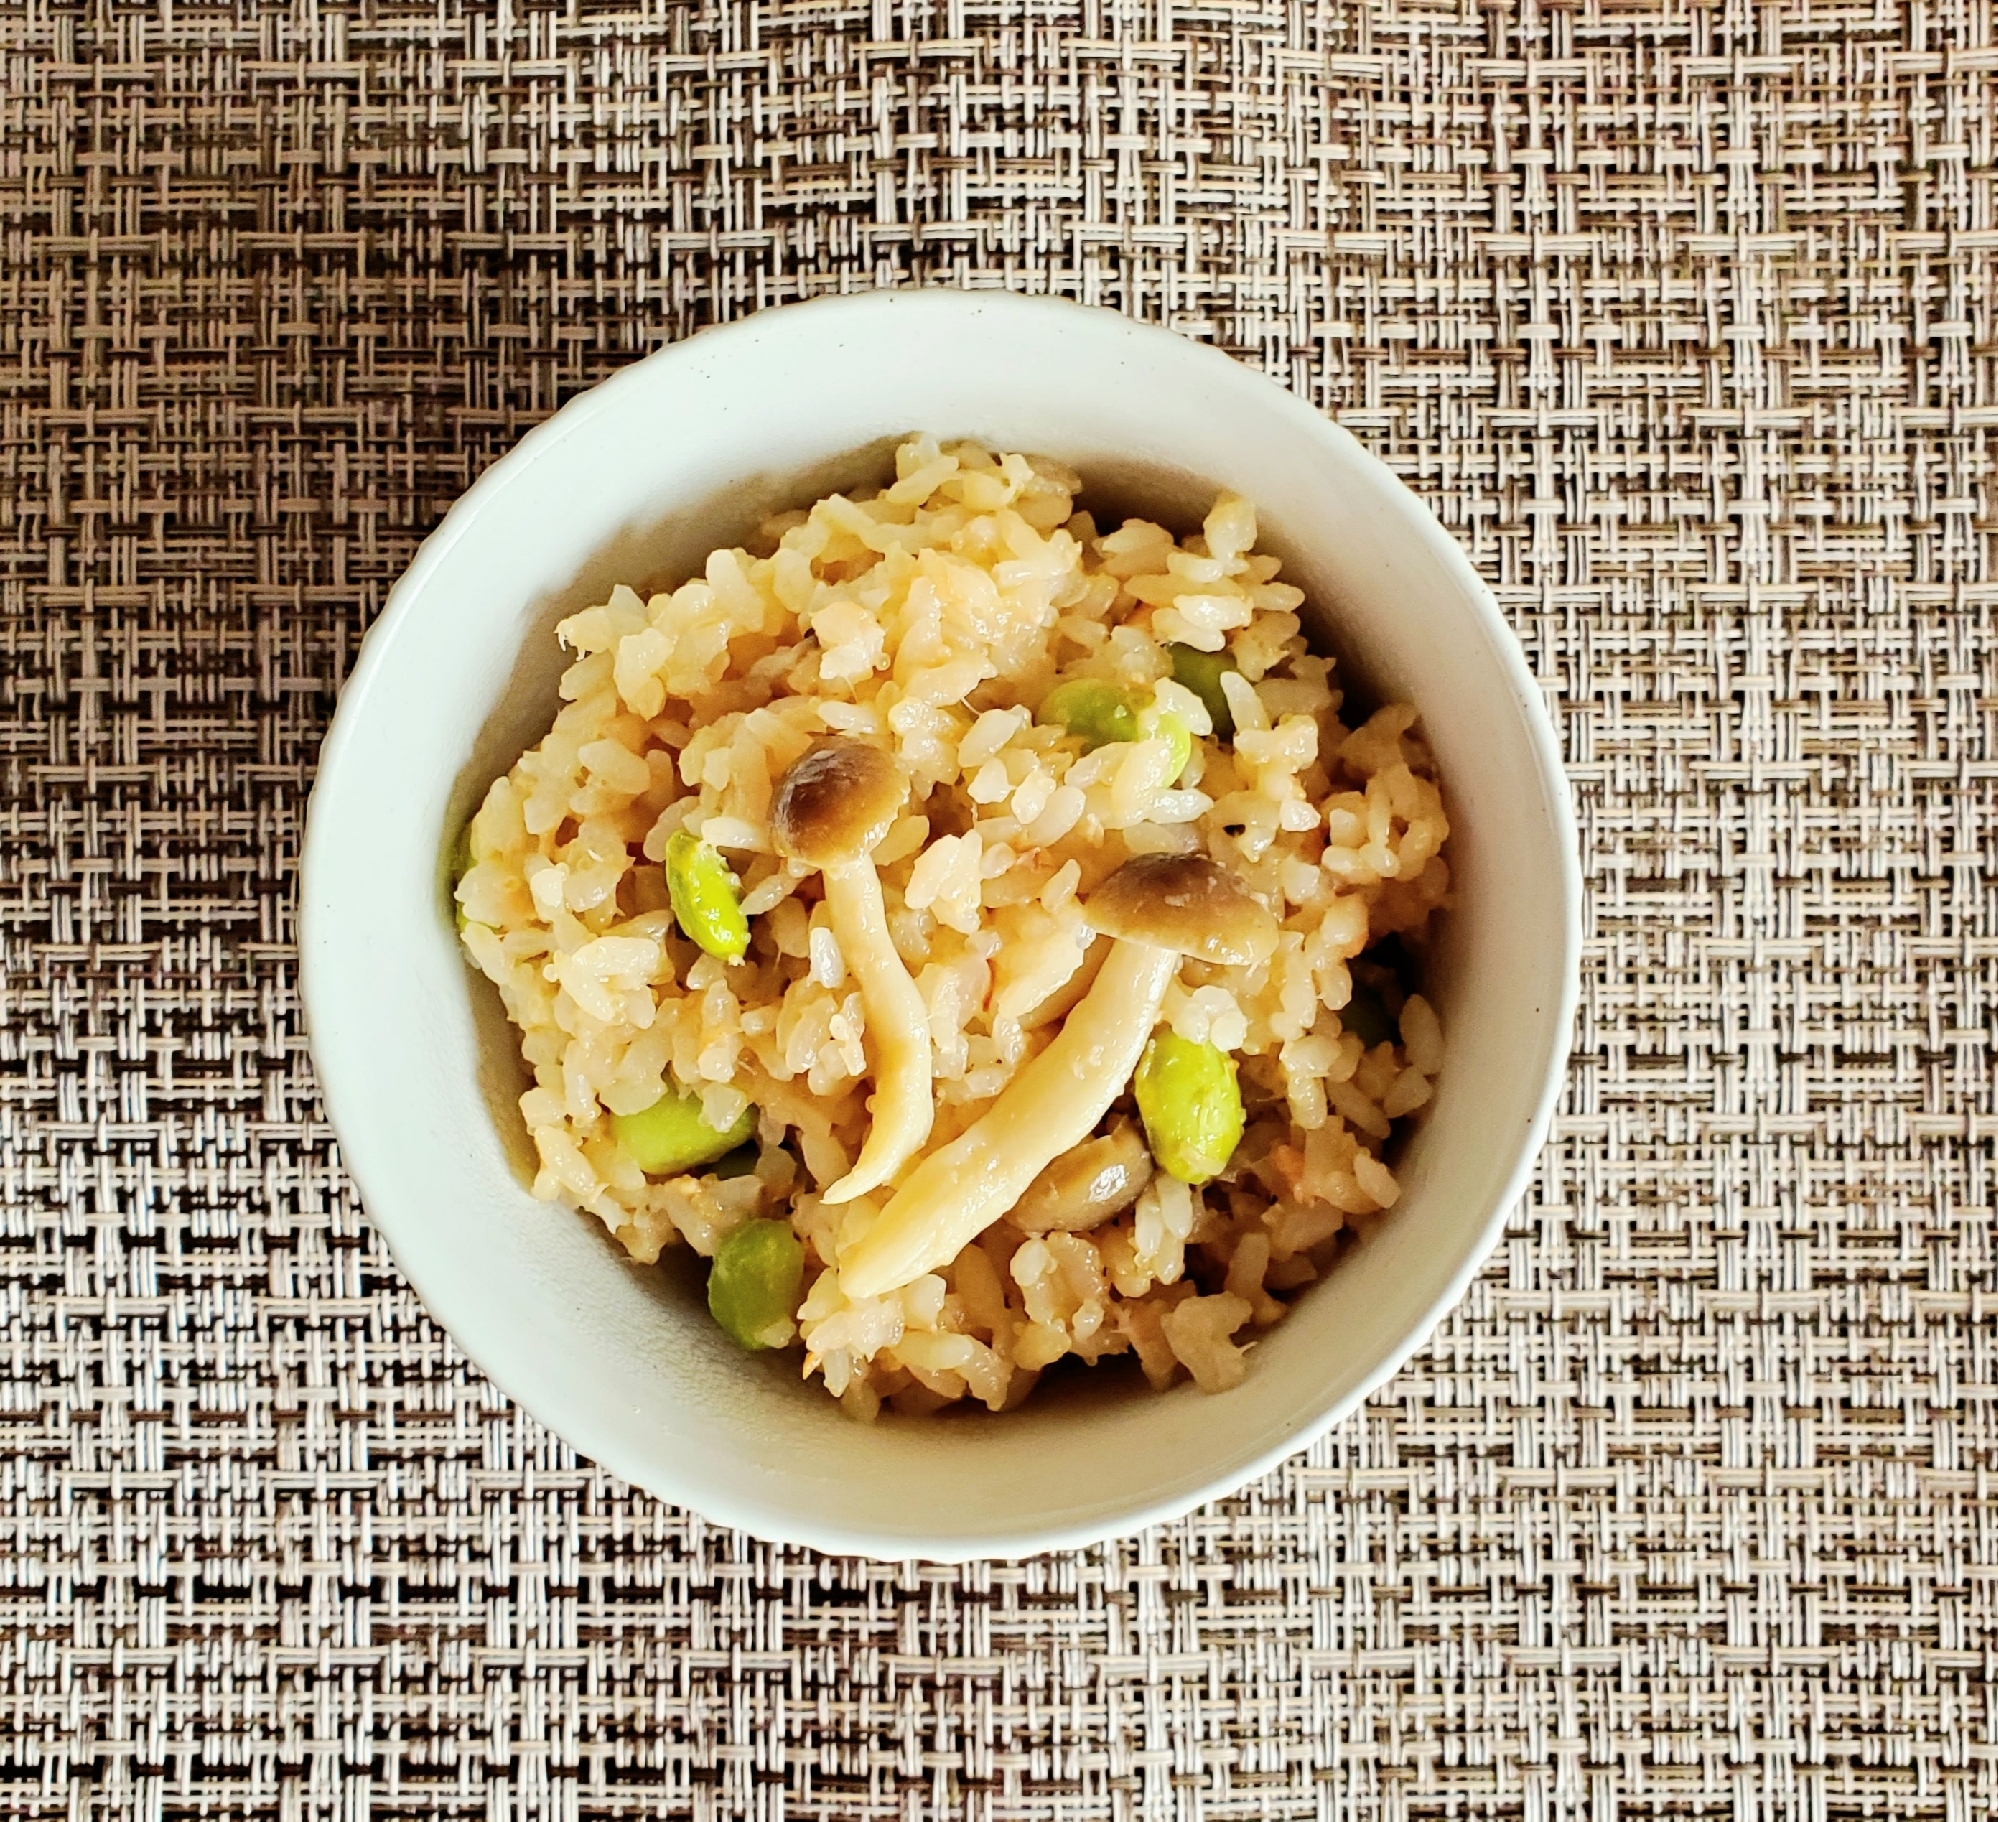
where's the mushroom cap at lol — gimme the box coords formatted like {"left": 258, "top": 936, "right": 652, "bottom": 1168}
{"left": 1082, "top": 853, "right": 1280, "bottom": 967}
{"left": 1008, "top": 1121, "right": 1155, "bottom": 1233}
{"left": 772, "top": 736, "right": 909, "bottom": 867}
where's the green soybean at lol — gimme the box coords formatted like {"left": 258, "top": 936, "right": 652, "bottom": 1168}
{"left": 707, "top": 1218, "right": 806, "bottom": 1350}
{"left": 1138, "top": 703, "right": 1194, "bottom": 784}
{"left": 450, "top": 819, "right": 476, "bottom": 932}
{"left": 1134, "top": 1031, "right": 1245, "bottom": 1186}
{"left": 1038, "top": 678, "right": 1143, "bottom": 750}
{"left": 613, "top": 1084, "right": 757, "bottom": 1177}
{"left": 709, "top": 1142, "right": 761, "bottom": 1181}
{"left": 1167, "top": 644, "right": 1238, "bottom": 739}
{"left": 1339, "top": 980, "right": 1396, "bottom": 1050}
{"left": 665, "top": 829, "right": 749, "bottom": 962}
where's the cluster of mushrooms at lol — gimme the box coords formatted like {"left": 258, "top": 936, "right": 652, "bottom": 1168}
{"left": 771, "top": 736, "right": 1278, "bottom": 1303}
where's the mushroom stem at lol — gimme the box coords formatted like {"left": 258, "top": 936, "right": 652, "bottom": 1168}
{"left": 820, "top": 859, "right": 934, "bottom": 1204}
{"left": 836, "top": 938, "right": 1177, "bottom": 1300}
{"left": 769, "top": 736, "right": 937, "bottom": 1207}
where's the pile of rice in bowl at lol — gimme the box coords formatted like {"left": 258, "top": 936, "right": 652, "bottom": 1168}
{"left": 455, "top": 436, "right": 1450, "bottom": 1418}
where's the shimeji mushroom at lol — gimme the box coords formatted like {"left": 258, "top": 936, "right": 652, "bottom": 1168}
{"left": 1007, "top": 1120, "right": 1154, "bottom": 1234}
{"left": 772, "top": 737, "right": 935, "bottom": 1204}
{"left": 837, "top": 853, "right": 1279, "bottom": 1301}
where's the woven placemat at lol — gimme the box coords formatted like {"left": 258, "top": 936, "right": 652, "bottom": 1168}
{"left": 3, "top": 1, "right": 1994, "bottom": 1816}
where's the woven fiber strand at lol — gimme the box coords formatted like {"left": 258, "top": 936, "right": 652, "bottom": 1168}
{"left": 1, "top": 0, "right": 1994, "bottom": 1816}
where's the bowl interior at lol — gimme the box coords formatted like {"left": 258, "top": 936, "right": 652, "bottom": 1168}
{"left": 303, "top": 292, "right": 1577, "bottom": 1559}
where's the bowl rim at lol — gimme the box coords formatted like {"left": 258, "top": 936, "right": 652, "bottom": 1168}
{"left": 301, "top": 287, "right": 1582, "bottom": 1559}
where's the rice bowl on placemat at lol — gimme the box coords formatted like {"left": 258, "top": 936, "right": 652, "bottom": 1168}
{"left": 301, "top": 288, "right": 1578, "bottom": 1556}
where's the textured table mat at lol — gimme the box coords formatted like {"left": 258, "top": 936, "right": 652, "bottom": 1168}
{"left": 3, "top": 1, "right": 1995, "bottom": 1817}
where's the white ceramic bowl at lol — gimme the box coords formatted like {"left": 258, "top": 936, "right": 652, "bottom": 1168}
{"left": 302, "top": 290, "right": 1579, "bottom": 1560}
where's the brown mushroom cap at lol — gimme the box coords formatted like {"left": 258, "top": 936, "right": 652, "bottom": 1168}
{"left": 1082, "top": 853, "right": 1280, "bottom": 967}
{"left": 1008, "top": 1121, "right": 1155, "bottom": 1233}
{"left": 772, "top": 736, "right": 910, "bottom": 868}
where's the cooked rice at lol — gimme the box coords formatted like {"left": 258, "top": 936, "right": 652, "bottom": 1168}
{"left": 456, "top": 436, "right": 1451, "bottom": 1416}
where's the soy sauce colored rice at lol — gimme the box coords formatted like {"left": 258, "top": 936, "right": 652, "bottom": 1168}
{"left": 456, "top": 437, "right": 1450, "bottom": 1417}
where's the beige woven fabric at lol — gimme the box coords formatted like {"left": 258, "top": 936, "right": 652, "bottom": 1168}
{"left": 2, "top": 0, "right": 1994, "bottom": 1816}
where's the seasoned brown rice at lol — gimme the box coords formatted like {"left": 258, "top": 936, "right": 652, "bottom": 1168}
{"left": 456, "top": 436, "right": 1450, "bottom": 1417}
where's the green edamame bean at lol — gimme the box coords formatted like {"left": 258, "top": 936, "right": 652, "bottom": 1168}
{"left": 612, "top": 1084, "right": 757, "bottom": 1177}
{"left": 450, "top": 819, "right": 476, "bottom": 932}
{"left": 709, "top": 1142, "right": 761, "bottom": 1181}
{"left": 1038, "top": 678, "right": 1143, "bottom": 750}
{"left": 1167, "top": 644, "right": 1238, "bottom": 739}
{"left": 1339, "top": 981, "right": 1395, "bottom": 1050}
{"left": 1134, "top": 1031, "right": 1245, "bottom": 1186}
{"left": 1137, "top": 703, "right": 1194, "bottom": 784}
{"left": 665, "top": 829, "right": 749, "bottom": 961}
{"left": 707, "top": 1218, "right": 806, "bottom": 1350}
